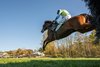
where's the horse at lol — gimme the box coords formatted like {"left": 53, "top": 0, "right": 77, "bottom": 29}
{"left": 41, "top": 13, "right": 95, "bottom": 51}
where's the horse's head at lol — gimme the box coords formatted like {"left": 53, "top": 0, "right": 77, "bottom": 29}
{"left": 41, "top": 20, "right": 53, "bottom": 33}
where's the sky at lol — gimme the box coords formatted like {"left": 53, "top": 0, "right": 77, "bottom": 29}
{"left": 0, "top": 0, "right": 89, "bottom": 51}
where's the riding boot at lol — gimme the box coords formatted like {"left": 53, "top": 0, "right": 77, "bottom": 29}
{"left": 50, "top": 22, "right": 58, "bottom": 31}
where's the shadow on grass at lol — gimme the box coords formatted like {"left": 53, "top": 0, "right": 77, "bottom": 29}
{"left": 0, "top": 60, "right": 100, "bottom": 67}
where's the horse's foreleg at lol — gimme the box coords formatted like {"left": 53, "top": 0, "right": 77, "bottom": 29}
{"left": 43, "top": 39, "right": 50, "bottom": 51}
{"left": 43, "top": 40, "right": 47, "bottom": 51}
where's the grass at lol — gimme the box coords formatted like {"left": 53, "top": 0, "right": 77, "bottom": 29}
{"left": 0, "top": 58, "right": 100, "bottom": 67}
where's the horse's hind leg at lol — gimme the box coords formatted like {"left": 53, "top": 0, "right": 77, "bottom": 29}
{"left": 93, "top": 37, "right": 100, "bottom": 44}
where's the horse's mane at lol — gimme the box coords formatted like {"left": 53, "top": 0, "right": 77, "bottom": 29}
{"left": 44, "top": 20, "right": 53, "bottom": 24}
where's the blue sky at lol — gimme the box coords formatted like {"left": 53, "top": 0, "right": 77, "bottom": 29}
{"left": 0, "top": 0, "right": 89, "bottom": 51}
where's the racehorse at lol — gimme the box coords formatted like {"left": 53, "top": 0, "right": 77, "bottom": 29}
{"left": 41, "top": 13, "right": 95, "bottom": 50}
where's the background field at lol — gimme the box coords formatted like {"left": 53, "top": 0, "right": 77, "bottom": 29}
{"left": 0, "top": 58, "right": 100, "bottom": 67}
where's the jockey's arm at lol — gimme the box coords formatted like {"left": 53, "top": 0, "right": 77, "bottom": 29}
{"left": 54, "top": 15, "right": 60, "bottom": 21}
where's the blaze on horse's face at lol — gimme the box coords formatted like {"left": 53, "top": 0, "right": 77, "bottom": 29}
{"left": 41, "top": 20, "right": 53, "bottom": 33}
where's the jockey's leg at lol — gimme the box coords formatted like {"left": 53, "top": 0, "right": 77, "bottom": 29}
{"left": 55, "top": 18, "right": 65, "bottom": 31}
{"left": 55, "top": 15, "right": 71, "bottom": 31}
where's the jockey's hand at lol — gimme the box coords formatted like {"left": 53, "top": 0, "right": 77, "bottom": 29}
{"left": 53, "top": 20, "right": 57, "bottom": 23}
{"left": 53, "top": 20, "right": 58, "bottom": 25}
{"left": 53, "top": 20, "right": 56, "bottom": 22}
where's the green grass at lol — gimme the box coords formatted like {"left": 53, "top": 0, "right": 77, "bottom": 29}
{"left": 0, "top": 58, "right": 100, "bottom": 67}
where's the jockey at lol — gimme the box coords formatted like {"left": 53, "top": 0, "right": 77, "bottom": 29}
{"left": 54, "top": 9, "right": 71, "bottom": 31}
